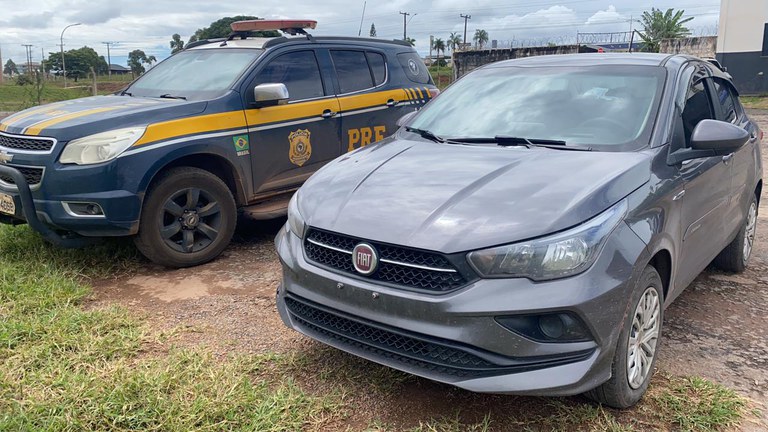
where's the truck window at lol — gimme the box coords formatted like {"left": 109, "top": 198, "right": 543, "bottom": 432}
{"left": 256, "top": 51, "right": 325, "bottom": 101}
{"left": 331, "top": 50, "right": 374, "bottom": 94}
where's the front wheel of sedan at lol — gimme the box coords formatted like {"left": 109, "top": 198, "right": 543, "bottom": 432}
{"left": 586, "top": 265, "right": 664, "bottom": 409}
{"left": 134, "top": 167, "right": 237, "bottom": 268}
{"left": 714, "top": 194, "right": 758, "bottom": 273}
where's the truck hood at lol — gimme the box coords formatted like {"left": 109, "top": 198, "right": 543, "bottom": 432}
{"left": 0, "top": 95, "right": 206, "bottom": 140}
{"left": 299, "top": 137, "right": 651, "bottom": 253}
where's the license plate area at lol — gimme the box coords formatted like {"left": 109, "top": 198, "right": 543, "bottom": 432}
{"left": 0, "top": 193, "right": 16, "bottom": 215}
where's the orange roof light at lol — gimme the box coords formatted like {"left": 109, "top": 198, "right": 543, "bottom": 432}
{"left": 230, "top": 20, "right": 317, "bottom": 33}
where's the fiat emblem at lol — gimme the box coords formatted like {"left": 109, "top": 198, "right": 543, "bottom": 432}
{"left": 352, "top": 243, "right": 378, "bottom": 275}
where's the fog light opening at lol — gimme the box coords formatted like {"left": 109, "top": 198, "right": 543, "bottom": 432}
{"left": 495, "top": 312, "right": 592, "bottom": 343}
{"left": 539, "top": 315, "right": 565, "bottom": 339}
{"left": 63, "top": 202, "right": 105, "bottom": 217}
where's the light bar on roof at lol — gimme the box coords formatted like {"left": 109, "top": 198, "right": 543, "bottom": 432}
{"left": 230, "top": 20, "right": 317, "bottom": 32}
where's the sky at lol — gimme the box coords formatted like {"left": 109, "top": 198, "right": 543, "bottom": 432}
{"left": 0, "top": 0, "right": 722, "bottom": 68}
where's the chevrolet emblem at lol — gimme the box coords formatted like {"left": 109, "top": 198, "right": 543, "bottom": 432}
{"left": 0, "top": 151, "right": 13, "bottom": 164}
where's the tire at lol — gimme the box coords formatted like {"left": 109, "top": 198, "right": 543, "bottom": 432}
{"left": 713, "top": 194, "right": 758, "bottom": 273}
{"left": 586, "top": 265, "right": 664, "bottom": 409}
{"left": 134, "top": 167, "right": 237, "bottom": 268}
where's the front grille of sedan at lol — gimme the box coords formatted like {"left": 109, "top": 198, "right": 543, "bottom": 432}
{"left": 303, "top": 228, "right": 468, "bottom": 292}
{"left": 0, "top": 133, "right": 55, "bottom": 152}
{"left": 284, "top": 295, "right": 594, "bottom": 379}
{"left": 0, "top": 165, "right": 44, "bottom": 187}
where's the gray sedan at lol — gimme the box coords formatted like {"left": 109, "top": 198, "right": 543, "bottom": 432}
{"left": 274, "top": 53, "right": 763, "bottom": 408}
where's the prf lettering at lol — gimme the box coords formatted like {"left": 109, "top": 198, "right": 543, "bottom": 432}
{"left": 348, "top": 126, "right": 386, "bottom": 152}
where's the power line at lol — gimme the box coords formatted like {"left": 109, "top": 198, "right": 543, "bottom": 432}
{"left": 102, "top": 41, "right": 117, "bottom": 76}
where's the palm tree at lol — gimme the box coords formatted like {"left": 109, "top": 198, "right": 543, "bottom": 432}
{"left": 405, "top": 37, "right": 416, "bottom": 47}
{"left": 170, "top": 34, "right": 185, "bottom": 54}
{"left": 473, "top": 29, "right": 489, "bottom": 49}
{"left": 447, "top": 32, "right": 462, "bottom": 53}
{"left": 639, "top": 8, "right": 693, "bottom": 53}
{"left": 432, "top": 38, "right": 446, "bottom": 62}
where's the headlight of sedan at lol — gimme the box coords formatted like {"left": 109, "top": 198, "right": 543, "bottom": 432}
{"left": 468, "top": 200, "right": 627, "bottom": 281}
{"left": 59, "top": 127, "right": 146, "bottom": 165}
{"left": 286, "top": 192, "right": 306, "bottom": 238}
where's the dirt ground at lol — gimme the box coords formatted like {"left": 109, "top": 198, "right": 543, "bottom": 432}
{"left": 81, "top": 111, "right": 767, "bottom": 430}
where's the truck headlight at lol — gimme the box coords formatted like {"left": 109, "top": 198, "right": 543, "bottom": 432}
{"left": 468, "top": 200, "right": 627, "bottom": 281}
{"left": 286, "top": 192, "right": 305, "bottom": 238}
{"left": 59, "top": 127, "right": 146, "bottom": 165}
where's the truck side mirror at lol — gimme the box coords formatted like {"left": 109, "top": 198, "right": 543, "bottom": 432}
{"left": 253, "top": 83, "right": 290, "bottom": 108}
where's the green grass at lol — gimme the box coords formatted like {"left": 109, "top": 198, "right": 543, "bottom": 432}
{"left": 0, "top": 226, "right": 343, "bottom": 431}
{"left": 740, "top": 96, "right": 768, "bottom": 110}
{"left": 0, "top": 225, "right": 754, "bottom": 431}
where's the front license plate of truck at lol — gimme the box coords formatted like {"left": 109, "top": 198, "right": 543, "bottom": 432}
{"left": 0, "top": 193, "right": 15, "bottom": 215}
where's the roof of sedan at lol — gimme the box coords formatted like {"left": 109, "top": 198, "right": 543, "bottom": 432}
{"left": 486, "top": 53, "right": 675, "bottom": 68}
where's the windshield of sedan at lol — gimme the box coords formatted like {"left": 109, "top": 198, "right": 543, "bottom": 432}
{"left": 409, "top": 65, "right": 666, "bottom": 150}
{"left": 125, "top": 48, "right": 263, "bottom": 101}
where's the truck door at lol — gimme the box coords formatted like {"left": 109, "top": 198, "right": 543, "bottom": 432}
{"left": 244, "top": 50, "right": 342, "bottom": 194}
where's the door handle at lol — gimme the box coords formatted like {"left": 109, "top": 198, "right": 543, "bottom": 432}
{"left": 722, "top": 153, "right": 734, "bottom": 164}
{"left": 749, "top": 132, "right": 758, "bottom": 143}
{"left": 321, "top": 110, "right": 337, "bottom": 119}
{"left": 673, "top": 190, "right": 686, "bottom": 201}
{"left": 386, "top": 99, "right": 398, "bottom": 107}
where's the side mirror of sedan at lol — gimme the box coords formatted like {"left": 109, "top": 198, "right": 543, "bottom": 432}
{"left": 253, "top": 83, "right": 290, "bottom": 108}
{"left": 396, "top": 110, "right": 419, "bottom": 127}
{"left": 667, "top": 119, "right": 750, "bottom": 165}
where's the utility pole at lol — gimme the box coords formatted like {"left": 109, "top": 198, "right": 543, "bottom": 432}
{"left": 61, "top": 23, "right": 82, "bottom": 88}
{"left": 399, "top": 11, "right": 410, "bottom": 41}
{"left": 0, "top": 44, "right": 4, "bottom": 83}
{"left": 102, "top": 41, "right": 116, "bottom": 77}
{"left": 22, "top": 44, "right": 33, "bottom": 75}
{"left": 460, "top": 14, "right": 472, "bottom": 47}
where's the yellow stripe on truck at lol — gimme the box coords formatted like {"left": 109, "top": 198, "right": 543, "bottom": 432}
{"left": 131, "top": 89, "right": 413, "bottom": 148}
{"left": 0, "top": 104, "right": 67, "bottom": 131}
{"left": 134, "top": 111, "right": 248, "bottom": 147}
{"left": 25, "top": 107, "right": 121, "bottom": 136}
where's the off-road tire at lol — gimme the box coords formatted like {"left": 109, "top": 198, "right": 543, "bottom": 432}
{"left": 586, "top": 265, "right": 664, "bottom": 409}
{"left": 134, "top": 167, "right": 236, "bottom": 268}
{"left": 713, "top": 194, "right": 758, "bottom": 273}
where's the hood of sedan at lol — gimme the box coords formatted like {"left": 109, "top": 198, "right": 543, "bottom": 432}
{"left": 300, "top": 137, "right": 651, "bottom": 253}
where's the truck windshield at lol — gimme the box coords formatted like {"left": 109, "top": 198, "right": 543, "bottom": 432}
{"left": 125, "top": 48, "right": 263, "bottom": 101}
{"left": 408, "top": 65, "right": 666, "bottom": 151}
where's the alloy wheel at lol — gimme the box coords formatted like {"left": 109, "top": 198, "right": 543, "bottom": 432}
{"left": 743, "top": 202, "right": 757, "bottom": 264}
{"left": 627, "top": 287, "right": 661, "bottom": 390}
{"left": 159, "top": 188, "right": 222, "bottom": 253}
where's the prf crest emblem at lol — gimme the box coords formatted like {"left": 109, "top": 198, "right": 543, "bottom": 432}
{"left": 288, "top": 129, "right": 312, "bottom": 167}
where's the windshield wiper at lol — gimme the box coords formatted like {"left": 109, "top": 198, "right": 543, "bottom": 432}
{"left": 158, "top": 94, "right": 187, "bottom": 100}
{"left": 120, "top": 90, "right": 132, "bottom": 96}
{"left": 450, "top": 136, "right": 592, "bottom": 151}
{"left": 405, "top": 126, "right": 445, "bottom": 143}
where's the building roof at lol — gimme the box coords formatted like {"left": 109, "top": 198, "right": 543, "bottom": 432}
{"left": 109, "top": 64, "right": 130, "bottom": 71}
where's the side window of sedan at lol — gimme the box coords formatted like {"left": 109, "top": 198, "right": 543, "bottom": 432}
{"left": 712, "top": 78, "right": 740, "bottom": 124}
{"left": 680, "top": 71, "right": 715, "bottom": 146}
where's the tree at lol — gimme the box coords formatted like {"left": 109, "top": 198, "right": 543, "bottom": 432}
{"left": 369, "top": 23, "right": 377, "bottom": 38}
{"left": 4, "top": 59, "right": 18, "bottom": 76}
{"left": 473, "top": 29, "right": 489, "bottom": 49}
{"left": 46, "top": 47, "right": 108, "bottom": 81}
{"left": 127, "top": 49, "right": 157, "bottom": 77}
{"left": 639, "top": 8, "right": 694, "bottom": 53}
{"left": 405, "top": 37, "right": 416, "bottom": 47}
{"left": 432, "top": 38, "right": 446, "bottom": 60}
{"left": 447, "top": 32, "right": 462, "bottom": 53}
{"left": 188, "top": 16, "right": 279, "bottom": 45}
{"left": 170, "top": 33, "right": 185, "bottom": 54}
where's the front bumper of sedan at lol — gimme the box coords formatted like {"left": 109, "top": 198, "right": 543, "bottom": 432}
{"left": 275, "top": 221, "right": 649, "bottom": 396}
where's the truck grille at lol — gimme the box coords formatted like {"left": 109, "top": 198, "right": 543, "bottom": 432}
{"left": 304, "top": 228, "right": 469, "bottom": 292}
{"left": 0, "top": 133, "right": 55, "bottom": 152}
{"left": 0, "top": 165, "right": 44, "bottom": 187}
{"left": 284, "top": 295, "right": 594, "bottom": 379}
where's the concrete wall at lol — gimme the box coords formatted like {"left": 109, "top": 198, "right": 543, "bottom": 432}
{"left": 453, "top": 45, "right": 584, "bottom": 79}
{"left": 660, "top": 37, "right": 717, "bottom": 58}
